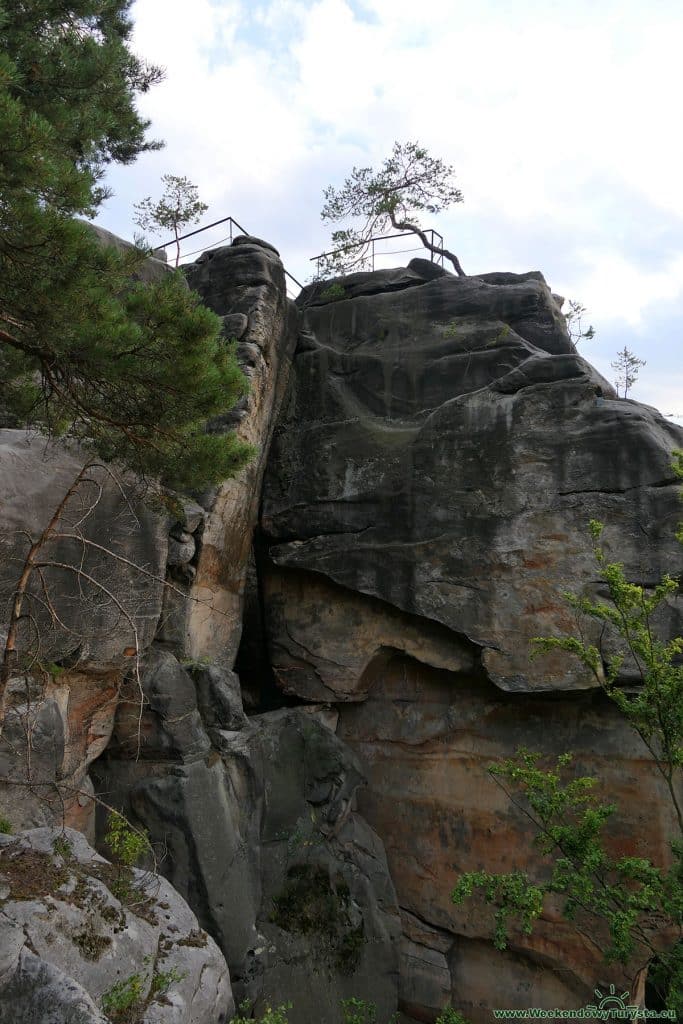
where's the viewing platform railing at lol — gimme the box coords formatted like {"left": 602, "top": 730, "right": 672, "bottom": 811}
{"left": 153, "top": 215, "right": 303, "bottom": 300}
{"left": 310, "top": 228, "right": 445, "bottom": 280}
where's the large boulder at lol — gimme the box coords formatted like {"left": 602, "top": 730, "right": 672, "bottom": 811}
{"left": 0, "top": 431, "right": 167, "bottom": 670}
{"left": 0, "top": 827, "right": 232, "bottom": 1024}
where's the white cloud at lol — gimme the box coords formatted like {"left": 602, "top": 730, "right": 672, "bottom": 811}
{"left": 562, "top": 250, "right": 683, "bottom": 327}
{"left": 95, "top": 0, "right": 683, "bottom": 417}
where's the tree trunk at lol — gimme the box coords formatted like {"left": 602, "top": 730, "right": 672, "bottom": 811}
{"left": 389, "top": 214, "right": 466, "bottom": 276}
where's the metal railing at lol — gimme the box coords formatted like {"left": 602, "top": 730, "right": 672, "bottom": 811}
{"left": 310, "top": 228, "right": 445, "bottom": 279}
{"left": 153, "top": 215, "right": 303, "bottom": 299}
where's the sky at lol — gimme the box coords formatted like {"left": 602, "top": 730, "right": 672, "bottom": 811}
{"left": 96, "top": 0, "right": 683, "bottom": 420}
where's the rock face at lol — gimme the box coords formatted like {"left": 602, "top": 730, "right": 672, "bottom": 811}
{"left": 0, "top": 827, "right": 232, "bottom": 1024}
{"left": 95, "top": 689, "right": 401, "bottom": 1024}
{"left": 0, "top": 233, "right": 402, "bottom": 1024}
{"left": 243, "top": 707, "right": 400, "bottom": 1022}
{"left": 0, "top": 432, "right": 168, "bottom": 837}
{"left": 175, "top": 238, "right": 298, "bottom": 667}
{"left": 259, "top": 261, "right": 683, "bottom": 1018}
{"left": 89, "top": 239, "right": 400, "bottom": 1022}
{"left": 4, "top": 231, "right": 683, "bottom": 1024}
{"left": 263, "top": 263, "right": 682, "bottom": 694}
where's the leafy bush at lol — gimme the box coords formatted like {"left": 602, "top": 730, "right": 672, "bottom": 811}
{"left": 318, "top": 282, "right": 346, "bottom": 302}
{"left": 435, "top": 1010, "right": 469, "bottom": 1024}
{"left": 52, "top": 834, "right": 73, "bottom": 859}
{"left": 150, "top": 966, "right": 186, "bottom": 996}
{"left": 341, "top": 998, "right": 377, "bottom": 1024}
{"left": 101, "top": 972, "right": 145, "bottom": 1021}
{"left": 230, "top": 1002, "right": 292, "bottom": 1024}
{"left": 105, "top": 812, "right": 149, "bottom": 868}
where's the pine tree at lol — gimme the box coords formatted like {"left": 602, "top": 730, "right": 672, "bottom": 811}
{"left": 134, "top": 175, "right": 208, "bottom": 267}
{"left": 0, "top": 1, "right": 251, "bottom": 490}
{"left": 319, "top": 141, "right": 466, "bottom": 278}
{"left": 612, "top": 346, "right": 646, "bottom": 399}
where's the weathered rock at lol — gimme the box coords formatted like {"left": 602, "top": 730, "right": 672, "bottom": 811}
{"left": 0, "top": 431, "right": 167, "bottom": 670}
{"left": 123, "top": 756, "right": 262, "bottom": 988}
{"left": 110, "top": 648, "right": 211, "bottom": 762}
{"left": 169, "top": 495, "right": 205, "bottom": 535}
{"left": 180, "top": 239, "right": 298, "bottom": 667}
{"left": 298, "top": 257, "right": 449, "bottom": 307}
{"left": 399, "top": 938, "right": 451, "bottom": 1022}
{"left": 193, "top": 663, "right": 248, "bottom": 732}
{"left": 0, "top": 943, "right": 110, "bottom": 1024}
{"left": 95, "top": 708, "right": 400, "bottom": 1022}
{"left": 0, "top": 668, "right": 120, "bottom": 837}
{"left": 399, "top": 909, "right": 454, "bottom": 1020}
{"left": 262, "top": 270, "right": 683, "bottom": 693}
{"left": 231, "top": 235, "right": 281, "bottom": 257}
{"left": 222, "top": 312, "right": 250, "bottom": 340}
{"left": 337, "top": 653, "right": 679, "bottom": 1018}
{"left": 0, "top": 431, "right": 168, "bottom": 834}
{"left": 263, "top": 567, "right": 474, "bottom": 702}
{"left": 259, "top": 265, "right": 683, "bottom": 1018}
{"left": 0, "top": 827, "right": 232, "bottom": 1024}
{"left": 167, "top": 533, "right": 196, "bottom": 566}
{"left": 246, "top": 709, "right": 401, "bottom": 1024}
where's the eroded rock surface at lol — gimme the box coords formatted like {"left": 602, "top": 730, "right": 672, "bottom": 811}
{"left": 173, "top": 237, "right": 298, "bottom": 666}
{"left": 0, "top": 827, "right": 232, "bottom": 1024}
{"left": 0, "top": 432, "right": 168, "bottom": 835}
{"left": 338, "top": 654, "right": 675, "bottom": 1018}
{"left": 259, "top": 263, "right": 683, "bottom": 1018}
{"left": 248, "top": 708, "right": 401, "bottom": 1023}
{"left": 263, "top": 264, "right": 683, "bottom": 693}
{"left": 96, "top": 687, "right": 401, "bottom": 1024}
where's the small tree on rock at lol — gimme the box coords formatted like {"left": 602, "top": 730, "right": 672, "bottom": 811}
{"left": 612, "top": 346, "right": 646, "bottom": 399}
{"left": 134, "top": 175, "right": 208, "bottom": 267}
{"left": 565, "top": 300, "right": 596, "bottom": 348}
{"left": 319, "top": 141, "right": 466, "bottom": 278}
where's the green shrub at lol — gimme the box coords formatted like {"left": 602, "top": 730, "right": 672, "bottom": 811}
{"left": 436, "top": 1009, "right": 469, "bottom": 1024}
{"left": 230, "top": 1002, "right": 292, "bottom": 1024}
{"left": 52, "top": 834, "right": 73, "bottom": 859}
{"left": 341, "top": 998, "right": 377, "bottom": 1024}
{"left": 105, "top": 812, "right": 149, "bottom": 868}
{"left": 151, "top": 966, "right": 186, "bottom": 996}
{"left": 319, "top": 282, "right": 346, "bottom": 302}
{"left": 101, "top": 972, "right": 145, "bottom": 1020}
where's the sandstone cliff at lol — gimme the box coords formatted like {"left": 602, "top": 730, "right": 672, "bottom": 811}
{"left": 0, "top": 235, "right": 681, "bottom": 1023}
{"left": 257, "top": 260, "right": 683, "bottom": 1018}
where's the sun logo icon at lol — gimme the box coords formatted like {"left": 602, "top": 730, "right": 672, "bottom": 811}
{"left": 586, "top": 984, "right": 639, "bottom": 1019}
